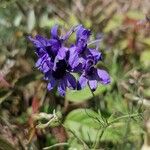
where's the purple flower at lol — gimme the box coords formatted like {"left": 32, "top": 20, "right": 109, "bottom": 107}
{"left": 68, "top": 25, "right": 102, "bottom": 73}
{"left": 28, "top": 25, "right": 62, "bottom": 73}
{"left": 28, "top": 25, "right": 77, "bottom": 96}
{"left": 77, "top": 56, "right": 110, "bottom": 91}
{"left": 28, "top": 25, "right": 62, "bottom": 59}
{"left": 76, "top": 25, "right": 102, "bottom": 61}
{"left": 45, "top": 49, "right": 76, "bottom": 96}
{"left": 28, "top": 24, "right": 110, "bottom": 96}
{"left": 76, "top": 25, "right": 91, "bottom": 53}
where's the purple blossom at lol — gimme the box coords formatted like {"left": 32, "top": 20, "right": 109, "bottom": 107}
{"left": 45, "top": 53, "right": 76, "bottom": 96}
{"left": 76, "top": 25, "right": 91, "bottom": 53}
{"left": 77, "top": 56, "right": 110, "bottom": 91}
{"left": 28, "top": 25, "right": 62, "bottom": 73}
{"left": 28, "top": 24, "right": 110, "bottom": 96}
{"left": 28, "top": 25, "right": 77, "bottom": 96}
{"left": 68, "top": 25, "right": 102, "bottom": 71}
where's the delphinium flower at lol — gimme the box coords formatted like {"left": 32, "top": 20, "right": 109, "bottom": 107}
{"left": 77, "top": 54, "right": 110, "bottom": 91}
{"left": 29, "top": 24, "right": 110, "bottom": 96}
{"left": 69, "top": 25, "right": 102, "bottom": 72}
{"left": 44, "top": 51, "right": 76, "bottom": 96}
{"left": 70, "top": 25, "right": 110, "bottom": 91}
{"left": 28, "top": 25, "right": 72, "bottom": 73}
{"left": 28, "top": 25, "right": 77, "bottom": 96}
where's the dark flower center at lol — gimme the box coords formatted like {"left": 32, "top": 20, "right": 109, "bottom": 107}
{"left": 85, "top": 59, "right": 95, "bottom": 76}
{"left": 45, "top": 40, "right": 61, "bottom": 61}
{"left": 46, "top": 46, "right": 56, "bottom": 61}
{"left": 86, "top": 67, "right": 95, "bottom": 76}
{"left": 52, "top": 60, "right": 68, "bottom": 79}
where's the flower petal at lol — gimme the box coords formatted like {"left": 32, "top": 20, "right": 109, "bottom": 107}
{"left": 97, "top": 69, "right": 110, "bottom": 84}
{"left": 76, "top": 25, "right": 91, "bottom": 41}
{"left": 28, "top": 36, "right": 43, "bottom": 48}
{"left": 28, "top": 35, "right": 49, "bottom": 57}
{"left": 35, "top": 57, "right": 43, "bottom": 68}
{"left": 44, "top": 70, "right": 52, "bottom": 80}
{"left": 51, "top": 25, "right": 59, "bottom": 39}
{"left": 28, "top": 35, "right": 48, "bottom": 48}
{"left": 89, "top": 80, "right": 97, "bottom": 91}
{"left": 41, "top": 61, "right": 51, "bottom": 73}
{"left": 58, "top": 81, "right": 67, "bottom": 96}
{"left": 77, "top": 75, "right": 87, "bottom": 90}
{"left": 47, "top": 79, "right": 56, "bottom": 91}
{"left": 49, "top": 39, "right": 61, "bottom": 52}
{"left": 88, "top": 48, "right": 102, "bottom": 63}
{"left": 35, "top": 54, "right": 53, "bottom": 73}
{"left": 75, "top": 25, "right": 91, "bottom": 53}
{"left": 68, "top": 46, "right": 80, "bottom": 69}
{"left": 66, "top": 73, "right": 76, "bottom": 89}
{"left": 35, "top": 35, "right": 48, "bottom": 46}
{"left": 56, "top": 47, "right": 68, "bottom": 60}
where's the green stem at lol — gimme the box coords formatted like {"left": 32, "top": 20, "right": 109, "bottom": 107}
{"left": 87, "top": 83, "right": 103, "bottom": 112}
{"left": 59, "top": 122, "right": 90, "bottom": 150}
{"left": 92, "top": 113, "right": 142, "bottom": 149}
{"left": 87, "top": 83, "right": 97, "bottom": 109}
{"left": 67, "top": 128, "right": 90, "bottom": 150}
{"left": 87, "top": 39, "right": 102, "bottom": 46}
{"left": 93, "top": 128, "right": 105, "bottom": 149}
{"left": 109, "top": 113, "right": 142, "bottom": 125}
{"left": 88, "top": 82, "right": 95, "bottom": 97}
{"left": 43, "top": 143, "right": 68, "bottom": 150}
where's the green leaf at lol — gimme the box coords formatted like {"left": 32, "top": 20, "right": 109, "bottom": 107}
{"left": 106, "top": 92, "right": 128, "bottom": 113}
{"left": 66, "top": 85, "right": 108, "bottom": 102}
{"left": 102, "top": 123, "right": 125, "bottom": 143}
{"left": 64, "top": 109, "right": 102, "bottom": 142}
{"left": 64, "top": 109, "right": 131, "bottom": 144}
{"left": 68, "top": 138, "right": 84, "bottom": 149}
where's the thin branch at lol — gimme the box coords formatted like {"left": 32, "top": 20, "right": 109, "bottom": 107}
{"left": 67, "top": 128, "right": 90, "bottom": 150}
{"left": 109, "top": 113, "right": 142, "bottom": 125}
{"left": 43, "top": 143, "right": 68, "bottom": 150}
{"left": 87, "top": 39, "right": 103, "bottom": 46}
{"left": 87, "top": 82, "right": 95, "bottom": 97}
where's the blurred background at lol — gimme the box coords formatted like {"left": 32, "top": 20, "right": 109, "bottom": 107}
{"left": 0, "top": 0, "right": 150, "bottom": 149}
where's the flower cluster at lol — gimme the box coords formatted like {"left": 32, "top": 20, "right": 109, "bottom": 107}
{"left": 28, "top": 25, "right": 110, "bottom": 96}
